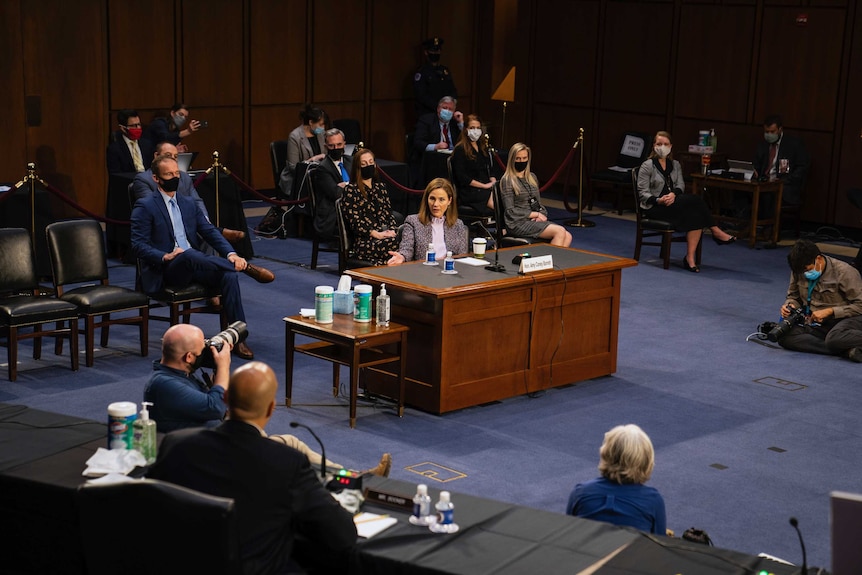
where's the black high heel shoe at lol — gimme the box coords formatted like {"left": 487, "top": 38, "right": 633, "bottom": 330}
{"left": 682, "top": 257, "right": 700, "bottom": 273}
{"left": 712, "top": 234, "right": 737, "bottom": 246}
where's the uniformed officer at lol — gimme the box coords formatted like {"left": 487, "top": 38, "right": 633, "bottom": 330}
{"left": 413, "top": 37, "right": 458, "bottom": 118}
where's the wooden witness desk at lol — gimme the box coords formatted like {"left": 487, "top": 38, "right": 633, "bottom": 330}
{"left": 690, "top": 173, "right": 783, "bottom": 248}
{"left": 347, "top": 245, "right": 637, "bottom": 414}
{"left": 283, "top": 314, "right": 408, "bottom": 428}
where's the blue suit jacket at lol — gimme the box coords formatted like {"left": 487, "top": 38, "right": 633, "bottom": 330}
{"left": 130, "top": 191, "right": 234, "bottom": 294}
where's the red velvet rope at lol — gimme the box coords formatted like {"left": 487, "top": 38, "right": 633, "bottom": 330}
{"left": 41, "top": 180, "right": 130, "bottom": 225}
{"left": 376, "top": 166, "right": 424, "bottom": 195}
{"left": 225, "top": 171, "right": 309, "bottom": 207}
{"left": 538, "top": 146, "right": 577, "bottom": 194}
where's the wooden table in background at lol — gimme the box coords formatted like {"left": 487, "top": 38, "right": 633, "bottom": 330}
{"left": 283, "top": 314, "right": 408, "bottom": 428}
{"left": 347, "top": 245, "right": 637, "bottom": 415}
{"left": 690, "top": 173, "right": 783, "bottom": 248}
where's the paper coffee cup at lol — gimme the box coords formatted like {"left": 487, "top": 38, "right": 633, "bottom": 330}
{"left": 472, "top": 238, "right": 487, "bottom": 258}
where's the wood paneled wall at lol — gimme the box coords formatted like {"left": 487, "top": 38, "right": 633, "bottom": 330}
{"left": 3, "top": 0, "right": 861, "bottom": 229}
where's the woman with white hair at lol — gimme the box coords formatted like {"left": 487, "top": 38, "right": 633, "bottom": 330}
{"left": 566, "top": 424, "right": 667, "bottom": 535}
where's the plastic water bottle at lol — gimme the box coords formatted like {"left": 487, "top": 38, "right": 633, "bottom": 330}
{"left": 425, "top": 242, "right": 436, "bottom": 265}
{"left": 409, "top": 484, "right": 435, "bottom": 526}
{"left": 376, "top": 283, "right": 390, "bottom": 328}
{"left": 429, "top": 491, "right": 459, "bottom": 533}
{"left": 443, "top": 251, "right": 455, "bottom": 273}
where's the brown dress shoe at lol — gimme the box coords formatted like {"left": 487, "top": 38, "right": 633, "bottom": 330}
{"left": 243, "top": 263, "right": 275, "bottom": 283}
{"left": 361, "top": 453, "right": 392, "bottom": 477}
{"left": 234, "top": 341, "right": 254, "bottom": 360}
{"left": 207, "top": 296, "right": 221, "bottom": 310}
{"left": 221, "top": 228, "right": 246, "bottom": 243}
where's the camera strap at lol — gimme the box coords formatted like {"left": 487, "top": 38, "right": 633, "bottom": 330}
{"left": 805, "top": 276, "right": 820, "bottom": 314}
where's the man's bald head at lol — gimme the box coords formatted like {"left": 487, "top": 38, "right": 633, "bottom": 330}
{"left": 162, "top": 324, "right": 204, "bottom": 363}
{"left": 226, "top": 361, "right": 278, "bottom": 423}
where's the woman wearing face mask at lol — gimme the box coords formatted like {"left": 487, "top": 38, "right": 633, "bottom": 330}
{"left": 450, "top": 114, "right": 499, "bottom": 216}
{"left": 387, "top": 178, "right": 468, "bottom": 265}
{"left": 278, "top": 104, "right": 328, "bottom": 198}
{"left": 637, "top": 131, "right": 735, "bottom": 273}
{"left": 499, "top": 143, "right": 572, "bottom": 246}
{"left": 143, "top": 103, "right": 202, "bottom": 152}
{"left": 341, "top": 148, "right": 399, "bottom": 266}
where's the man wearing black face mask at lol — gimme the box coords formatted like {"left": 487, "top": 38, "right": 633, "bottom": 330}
{"left": 414, "top": 37, "right": 458, "bottom": 118}
{"left": 310, "top": 128, "right": 353, "bottom": 239}
{"left": 144, "top": 323, "right": 233, "bottom": 432}
{"left": 131, "top": 156, "right": 273, "bottom": 360}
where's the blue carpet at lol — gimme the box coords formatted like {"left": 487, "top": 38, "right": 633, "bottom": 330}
{"left": 5, "top": 203, "right": 861, "bottom": 570}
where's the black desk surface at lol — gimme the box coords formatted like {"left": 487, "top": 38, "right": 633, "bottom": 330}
{"left": 0, "top": 405, "right": 795, "bottom": 575}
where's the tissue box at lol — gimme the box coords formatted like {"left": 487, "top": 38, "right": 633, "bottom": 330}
{"left": 333, "top": 290, "right": 354, "bottom": 314}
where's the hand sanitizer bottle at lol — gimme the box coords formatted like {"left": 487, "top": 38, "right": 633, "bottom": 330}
{"left": 376, "top": 283, "right": 390, "bottom": 327}
{"left": 132, "top": 401, "right": 157, "bottom": 464}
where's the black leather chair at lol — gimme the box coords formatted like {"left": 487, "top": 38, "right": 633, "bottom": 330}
{"left": 76, "top": 479, "right": 241, "bottom": 575}
{"left": 631, "top": 166, "right": 701, "bottom": 269}
{"left": 270, "top": 139, "right": 289, "bottom": 191}
{"left": 0, "top": 228, "right": 79, "bottom": 381}
{"left": 589, "top": 131, "right": 651, "bottom": 214}
{"left": 126, "top": 185, "right": 229, "bottom": 329}
{"left": 333, "top": 118, "right": 362, "bottom": 144}
{"left": 45, "top": 219, "right": 149, "bottom": 367}
{"left": 307, "top": 165, "right": 341, "bottom": 270}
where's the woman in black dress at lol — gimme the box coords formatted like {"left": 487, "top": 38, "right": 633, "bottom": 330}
{"left": 341, "top": 148, "right": 398, "bottom": 265}
{"left": 450, "top": 114, "right": 499, "bottom": 216}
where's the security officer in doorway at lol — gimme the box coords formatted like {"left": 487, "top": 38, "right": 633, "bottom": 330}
{"left": 414, "top": 37, "right": 458, "bottom": 118}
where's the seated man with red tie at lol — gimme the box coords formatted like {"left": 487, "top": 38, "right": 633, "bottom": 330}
{"left": 106, "top": 108, "right": 155, "bottom": 175}
{"left": 752, "top": 114, "right": 810, "bottom": 218}
{"left": 310, "top": 128, "right": 352, "bottom": 239}
{"left": 130, "top": 155, "right": 274, "bottom": 360}
{"left": 411, "top": 96, "right": 464, "bottom": 187}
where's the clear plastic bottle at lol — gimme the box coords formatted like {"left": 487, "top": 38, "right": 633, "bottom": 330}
{"left": 132, "top": 401, "right": 157, "bottom": 464}
{"left": 709, "top": 128, "right": 717, "bottom": 153}
{"left": 443, "top": 251, "right": 455, "bottom": 273}
{"left": 425, "top": 242, "right": 436, "bottom": 265}
{"left": 429, "top": 490, "right": 459, "bottom": 533}
{"left": 409, "top": 484, "right": 435, "bottom": 526}
{"left": 376, "top": 283, "right": 390, "bottom": 328}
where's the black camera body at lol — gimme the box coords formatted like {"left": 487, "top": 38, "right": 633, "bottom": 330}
{"left": 199, "top": 321, "right": 248, "bottom": 368}
{"left": 767, "top": 307, "right": 805, "bottom": 342}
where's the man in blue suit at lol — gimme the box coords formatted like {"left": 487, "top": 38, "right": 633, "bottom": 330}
{"left": 131, "top": 141, "right": 245, "bottom": 244}
{"left": 131, "top": 156, "right": 273, "bottom": 359}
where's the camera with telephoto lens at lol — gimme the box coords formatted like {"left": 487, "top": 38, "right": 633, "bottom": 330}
{"left": 199, "top": 321, "right": 248, "bottom": 368}
{"left": 767, "top": 307, "right": 805, "bottom": 342}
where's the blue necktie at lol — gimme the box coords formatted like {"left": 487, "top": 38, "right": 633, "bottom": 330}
{"left": 169, "top": 198, "right": 191, "bottom": 250}
{"left": 339, "top": 162, "right": 349, "bottom": 183}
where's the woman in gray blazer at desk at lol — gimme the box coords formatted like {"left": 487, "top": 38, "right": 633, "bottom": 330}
{"left": 278, "top": 104, "right": 327, "bottom": 196}
{"left": 387, "top": 178, "right": 468, "bottom": 265}
{"left": 637, "top": 131, "right": 735, "bottom": 273}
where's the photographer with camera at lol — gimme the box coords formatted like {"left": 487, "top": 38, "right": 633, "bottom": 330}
{"left": 144, "top": 324, "right": 393, "bottom": 474}
{"left": 766, "top": 239, "right": 862, "bottom": 361}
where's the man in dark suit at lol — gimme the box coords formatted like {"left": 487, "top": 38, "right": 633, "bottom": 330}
{"left": 130, "top": 156, "right": 273, "bottom": 359}
{"left": 148, "top": 360, "right": 358, "bottom": 574}
{"left": 410, "top": 96, "right": 464, "bottom": 187}
{"left": 106, "top": 108, "right": 155, "bottom": 175}
{"left": 753, "top": 114, "right": 810, "bottom": 211}
{"left": 132, "top": 141, "right": 245, "bottom": 244}
{"left": 310, "top": 128, "right": 352, "bottom": 238}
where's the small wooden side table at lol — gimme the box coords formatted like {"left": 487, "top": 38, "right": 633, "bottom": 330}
{"left": 283, "top": 314, "right": 408, "bottom": 428}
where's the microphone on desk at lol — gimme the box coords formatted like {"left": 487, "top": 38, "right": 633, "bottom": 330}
{"left": 290, "top": 421, "right": 327, "bottom": 481}
{"left": 789, "top": 517, "right": 809, "bottom": 575}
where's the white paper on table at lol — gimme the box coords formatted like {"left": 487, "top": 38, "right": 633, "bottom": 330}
{"left": 354, "top": 512, "right": 398, "bottom": 538}
{"left": 457, "top": 257, "right": 489, "bottom": 266}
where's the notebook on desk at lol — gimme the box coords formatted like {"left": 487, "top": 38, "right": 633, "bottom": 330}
{"left": 726, "top": 159, "right": 754, "bottom": 180}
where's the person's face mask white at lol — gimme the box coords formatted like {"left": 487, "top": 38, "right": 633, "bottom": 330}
{"left": 467, "top": 128, "right": 482, "bottom": 142}
{"left": 654, "top": 145, "right": 671, "bottom": 159}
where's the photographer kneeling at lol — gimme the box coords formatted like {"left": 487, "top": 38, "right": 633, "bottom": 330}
{"left": 769, "top": 239, "right": 862, "bottom": 361}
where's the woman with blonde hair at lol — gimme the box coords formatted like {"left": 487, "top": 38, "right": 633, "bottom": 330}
{"left": 387, "top": 178, "right": 468, "bottom": 265}
{"left": 499, "top": 142, "right": 572, "bottom": 246}
{"left": 566, "top": 424, "right": 667, "bottom": 535}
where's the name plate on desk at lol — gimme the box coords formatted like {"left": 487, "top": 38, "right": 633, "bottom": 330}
{"left": 519, "top": 254, "right": 554, "bottom": 274}
{"left": 364, "top": 487, "right": 414, "bottom": 512}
